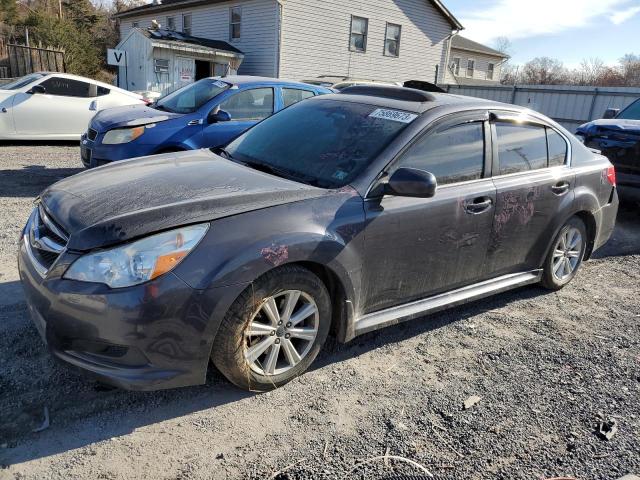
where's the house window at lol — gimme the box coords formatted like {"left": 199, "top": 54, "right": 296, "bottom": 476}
{"left": 384, "top": 23, "right": 401, "bottom": 57}
{"left": 132, "top": 21, "right": 139, "bottom": 28}
{"left": 487, "top": 63, "right": 495, "bottom": 80}
{"left": 230, "top": 6, "right": 241, "bottom": 40}
{"left": 467, "top": 59, "right": 475, "bottom": 77}
{"left": 452, "top": 57, "right": 460, "bottom": 76}
{"left": 166, "top": 16, "right": 176, "bottom": 30}
{"left": 182, "top": 14, "right": 192, "bottom": 35}
{"left": 349, "top": 16, "right": 368, "bottom": 52}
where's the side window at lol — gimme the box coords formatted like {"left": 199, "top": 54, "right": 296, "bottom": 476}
{"left": 451, "top": 57, "right": 460, "bottom": 76}
{"left": 97, "top": 86, "right": 110, "bottom": 96}
{"left": 467, "top": 59, "right": 475, "bottom": 77}
{"left": 547, "top": 128, "right": 568, "bottom": 167}
{"left": 282, "top": 88, "right": 314, "bottom": 108}
{"left": 495, "top": 123, "right": 547, "bottom": 175}
{"left": 398, "top": 122, "right": 485, "bottom": 185}
{"left": 40, "top": 77, "right": 94, "bottom": 97}
{"left": 166, "top": 16, "right": 176, "bottom": 30}
{"left": 219, "top": 88, "right": 274, "bottom": 121}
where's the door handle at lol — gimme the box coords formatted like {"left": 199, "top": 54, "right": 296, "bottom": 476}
{"left": 464, "top": 196, "right": 493, "bottom": 214}
{"left": 551, "top": 181, "right": 570, "bottom": 195}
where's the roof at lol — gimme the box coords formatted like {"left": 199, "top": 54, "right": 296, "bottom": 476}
{"left": 450, "top": 35, "right": 508, "bottom": 58}
{"left": 116, "top": 0, "right": 464, "bottom": 30}
{"left": 317, "top": 86, "right": 497, "bottom": 114}
{"left": 140, "top": 28, "right": 243, "bottom": 55}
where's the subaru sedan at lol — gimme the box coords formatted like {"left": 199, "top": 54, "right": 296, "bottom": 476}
{"left": 80, "top": 76, "right": 331, "bottom": 168}
{"left": 20, "top": 86, "right": 618, "bottom": 391}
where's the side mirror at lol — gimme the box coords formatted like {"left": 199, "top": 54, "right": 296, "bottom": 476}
{"left": 28, "top": 84, "right": 46, "bottom": 95}
{"left": 208, "top": 109, "right": 231, "bottom": 123}
{"left": 603, "top": 108, "right": 619, "bottom": 119}
{"left": 385, "top": 167, "right": 437, "bottom": 198}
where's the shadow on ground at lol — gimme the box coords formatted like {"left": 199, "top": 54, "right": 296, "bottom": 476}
{"left": 0, "top": 165, "right": 83, "bottom": 197}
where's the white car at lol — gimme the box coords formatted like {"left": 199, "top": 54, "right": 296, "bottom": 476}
{"left": 0, "top": 72, "right": 145, "bottom": 140}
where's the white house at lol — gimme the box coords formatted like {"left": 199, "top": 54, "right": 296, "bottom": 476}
{"left": 116, "top": 0, "right": 463, "bottom": 85}
{"left": 444, "top": 35, "right": 509, "bottom": 85}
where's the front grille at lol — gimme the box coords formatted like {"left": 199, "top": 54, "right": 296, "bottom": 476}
{"left": 87, "top": 128, "right": 98, "bottom": 141}
{"left": 25, "top": 205, "right": 69, "bottom": 275}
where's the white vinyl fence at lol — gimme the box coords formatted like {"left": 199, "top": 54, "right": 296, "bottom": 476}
{"left": 445, "top": 84, "right": 640, "bottom": 133}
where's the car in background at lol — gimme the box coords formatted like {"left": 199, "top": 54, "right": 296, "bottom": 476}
{"left": 576, "top": 98, "right": 640, "bottom": 202}
{"left": 302, "top": 75, "right": 401, "bottom": 91}
{"left": 0, "top": 72, "right": 144, "bottom": 140}
{"left": 20, "top": 86, "right": 618, "bottom": 392}
{"left": 81, "top": 76, "right": 331, "bottom": 168}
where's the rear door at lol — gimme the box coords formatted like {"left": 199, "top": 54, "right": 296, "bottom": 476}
{"left": 281, "top": 87, "right": 316, "bottom": 109}
{"left": 486, "top": 112, "right": 574, "bottom": 276}
{"left": 12, "top": 76, "right": 96, "bottom": 136}
{"left": 202, "top": 87, "right": 274, "bottom": 147}
{"left": 362, "top": 111, "right": 496, "bottom": 313}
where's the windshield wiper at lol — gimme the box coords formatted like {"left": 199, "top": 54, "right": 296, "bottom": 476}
{"left": 241, "top": 160, "right": 322, "bottom": 187}
{"left": 212, "top": 146, "right": 234, "bottom": 160}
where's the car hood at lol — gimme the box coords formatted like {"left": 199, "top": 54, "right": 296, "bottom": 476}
{"left": 577, "top": 119, "right": 640, "bottom": 136}
{"left": 90, "top": 103, "right": 183, "bottom": 131}
{"left": 40, "top": 150, "right": 327, "bottom": 251}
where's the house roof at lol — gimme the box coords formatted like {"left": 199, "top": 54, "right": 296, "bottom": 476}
{"left": 451, "top": 35, "right": 508, "bottom": 58}
{"left": 116, "top": 0, "right": 464, "bottom": 30}
{"left": 139, "top": 28, "right": 244, "bottom": 56}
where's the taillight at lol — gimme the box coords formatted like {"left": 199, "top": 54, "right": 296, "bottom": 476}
{"left": 605, "top": 166, "right": 616, "bottom": 186}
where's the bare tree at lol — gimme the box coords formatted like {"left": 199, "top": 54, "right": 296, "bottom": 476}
{"left": 521, "top": 57, "right": 567, "bottom": 85}
{"left": 493, "top": 36, "right": 512, "bottom": 56}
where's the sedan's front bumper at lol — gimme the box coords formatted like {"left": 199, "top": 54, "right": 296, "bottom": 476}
{"left": 18, "top": 236, "right": 245, "bottom": 391}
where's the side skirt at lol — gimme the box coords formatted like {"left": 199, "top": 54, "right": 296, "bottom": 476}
{"left": 353, "top": 270, "right": 542, "bottom": 337}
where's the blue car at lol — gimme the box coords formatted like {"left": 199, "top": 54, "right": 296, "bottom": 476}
{"left": 80, "top": 76, "right": 331, "bottom": 168}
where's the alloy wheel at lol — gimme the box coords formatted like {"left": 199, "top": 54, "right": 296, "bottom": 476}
{"left": 552, "top": 226, "right": 583, "bottom": 281}
{"left": 244, "top": 290, "right": 319, "bottom": 376}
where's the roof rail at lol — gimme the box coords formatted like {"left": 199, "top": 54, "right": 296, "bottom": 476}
{"left": 339, "top": 85, "right": 437, "bottom": 103}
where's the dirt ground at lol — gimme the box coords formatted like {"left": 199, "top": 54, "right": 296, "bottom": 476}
{"left": 0, "top": 143, "right": 639, "bottom": 480}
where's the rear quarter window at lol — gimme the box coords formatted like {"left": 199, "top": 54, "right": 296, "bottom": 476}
{"left": 547, "top": 128, "right": 568, "bottom": 167}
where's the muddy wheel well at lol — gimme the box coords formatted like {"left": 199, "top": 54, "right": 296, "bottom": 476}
{"left": 295, "top": 261, "right": 350, "bottom": 341}
{"left": 574, "top": 211, "right": 597, "bottom": 260}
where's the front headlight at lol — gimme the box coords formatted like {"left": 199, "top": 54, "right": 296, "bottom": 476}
{"left": 64, "top": 224, "right": 209, "bottom": 288}
{"left": 102, "top": 126, "right": 145, "bottom": 144}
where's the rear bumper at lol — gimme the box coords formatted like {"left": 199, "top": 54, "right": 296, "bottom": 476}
{"left": 593, "top": 188, "right": 619, "bottom": 253}
{"left": 18, "top": 236, "right": 246, "bottom": 391}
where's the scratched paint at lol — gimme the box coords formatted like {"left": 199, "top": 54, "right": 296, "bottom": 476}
{"left": 261, "top": 244, "right": 290, "bottom": 267}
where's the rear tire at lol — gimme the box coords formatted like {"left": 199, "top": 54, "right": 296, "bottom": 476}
{"left": 211, "top": 265, "right": 331, "bottom": 391}
{"left": 541, "top": 217, "right": 587, "bottom": 290}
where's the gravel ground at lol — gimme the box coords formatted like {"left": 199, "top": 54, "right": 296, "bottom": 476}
{"left": 0, "top": 144, "right": 639, "bottom": 480}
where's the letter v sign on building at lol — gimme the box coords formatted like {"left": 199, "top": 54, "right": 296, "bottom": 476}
{"left": 107, "top": 48, "right": 129, "bottom": 89}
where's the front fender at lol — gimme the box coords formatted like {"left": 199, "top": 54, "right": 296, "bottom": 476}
{"left": 174, "top": 189, "right": 365, "bottom": 309}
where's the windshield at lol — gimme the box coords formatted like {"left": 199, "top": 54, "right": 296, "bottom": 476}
{"left": 1, "top": 73, "right": 46, "bottom": 90}
{"left": 155, "top": 78, "right": 230, "bottom": 114}
{"left": 225, "top": 98, "right": 415, "bottom": 188}
{"left": 617, "top": 99, "right": 640, "bottom": 120}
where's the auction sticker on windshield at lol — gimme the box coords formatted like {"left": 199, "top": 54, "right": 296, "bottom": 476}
{"left": 369, "top": 109, "right": 418, "bottom": 123}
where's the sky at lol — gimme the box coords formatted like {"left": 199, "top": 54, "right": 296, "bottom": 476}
{"left": 444, "top": 0, "right": 640, "bottom": 67}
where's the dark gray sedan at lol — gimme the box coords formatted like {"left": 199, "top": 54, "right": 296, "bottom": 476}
{"left": 19, "top": 86, "right": 618, "bottom": 391}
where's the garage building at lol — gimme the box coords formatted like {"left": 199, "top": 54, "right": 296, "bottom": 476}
{"left": 115, "top": 27, "right": 244, "bottom": 94}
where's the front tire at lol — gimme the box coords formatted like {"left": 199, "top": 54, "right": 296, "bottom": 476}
{"left": 541, "top": 217, "right": 587, "bottom": 290}
{"left": 211, "top": 265, "right": 331, "bottom": 391}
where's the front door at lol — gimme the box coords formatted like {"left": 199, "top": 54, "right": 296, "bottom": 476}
{"left": 174, "top": 56, "right": 195, "bottom": 87}
{"left": 202, "top": 87, "right": 275, "bottom": 148}
{"left": 362, "top": 113, "right": 496, "bottom": 314}
{"left": 485, "top": 115, "right": 574, "bottom": 276}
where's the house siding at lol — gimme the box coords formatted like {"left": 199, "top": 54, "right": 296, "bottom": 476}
{"left": 278, "top": 0, "right": 452, "bottom": 83}
{"left": 119, "top": 0, "right": 279, "bottom": 77}
{"left": 445, "top": 47, "right": 504, "bottom": 84}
